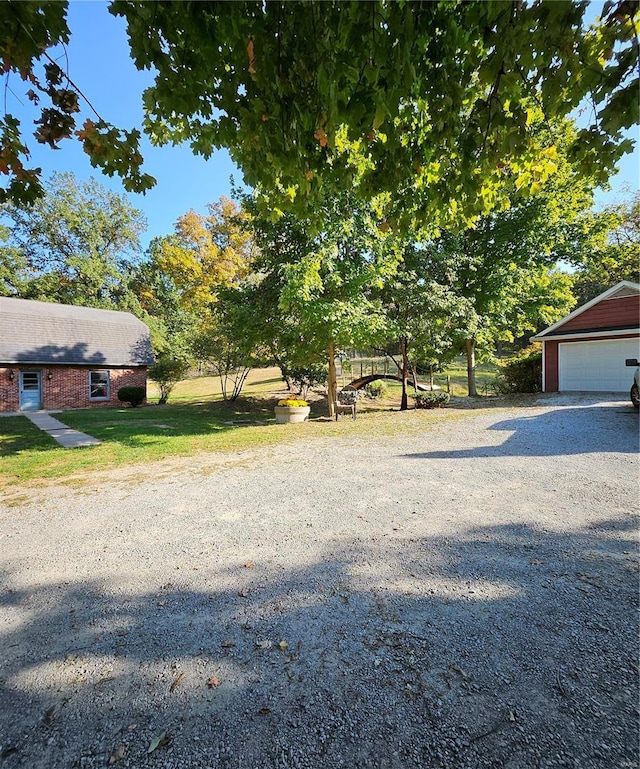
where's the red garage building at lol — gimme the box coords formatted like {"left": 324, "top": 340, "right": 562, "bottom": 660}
{"left": 531, "top": 281, "right": 640, "bottom": 393}
{"left": 0, "top": 297, "right": 154, "bottom": 413}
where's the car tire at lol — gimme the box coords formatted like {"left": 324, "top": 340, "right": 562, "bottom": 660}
{"left": 631, "top": 383, "right": 640, "bottom": 410}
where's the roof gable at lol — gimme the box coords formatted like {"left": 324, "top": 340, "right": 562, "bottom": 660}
{"left": 532, "top": 281, "right": 640, "bottom": 341}
{"left": 0, "top": 298, "right": 154, "bottom": 366}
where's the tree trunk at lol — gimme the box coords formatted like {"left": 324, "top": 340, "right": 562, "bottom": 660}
{"left": 327, "top": 342, "right": 338, "bottom": 418}
{"left": 411, "top": 363, "right": 419, "bottom": 393}
{"left": 400, "top": 336, "right": 409, "bottom": 410}
{"left": 465, "top": 338, "right": 477, "bottom": 397}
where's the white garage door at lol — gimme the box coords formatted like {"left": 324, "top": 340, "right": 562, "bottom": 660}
{"left": 558, "top": 338, "right": 640, "bottom": 392}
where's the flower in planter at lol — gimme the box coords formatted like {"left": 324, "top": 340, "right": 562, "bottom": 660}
{"left": 277, "top": 398, "right": 308, "bottom": 407}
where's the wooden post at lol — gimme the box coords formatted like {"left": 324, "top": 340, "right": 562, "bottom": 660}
{"left": 447, "top": 375, "right": 451, "bottom": 393}
{"left": 360, "top": 362, "right": 363, "bottom": 377}
{"left": 327, "top": 342, "right": 338, "bottom": 419}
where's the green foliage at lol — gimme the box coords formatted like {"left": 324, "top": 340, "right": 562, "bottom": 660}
{"left": 288, "top": 364, "right": 327, "bottom": 399}
{"left": 245, "top": 189, "right": 402, "bottom": 414}
{"left": 148, "top": 356, "right": 190, "bottom": 405}
{"left": 0, "top": 224, "right": 30, "bottom": 296}
{"left": 117, "top": 386, "right": 146, "bottom": 408}
{"left": 112, "top": 0, "right": 637, "bottom": 226}
{"left": 0, "top": 172, "right": 147, "bottom": 310}
{"left": 189, "top": 285, "right": 265, "bottom": 401}
{"left": 3, "top": 1, "right": 637, "bottom": 219}
{"left": 494, "top": 346, "right": 543, "bottom": 394}
{"left": 249, "top": 191, "right": 398, "bottom": 356}
{"left": 570, "top": 191, "right": 640, "bottom": 304}
{"left": 365, "top": 380, "right": 388, "bottom": 399}
{"left": 414, "top": 391, "right": 451, "bottom": 409}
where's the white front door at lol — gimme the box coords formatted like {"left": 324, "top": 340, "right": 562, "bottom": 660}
{"left": 19, "top": 371, "right": 42, "bottom": 411}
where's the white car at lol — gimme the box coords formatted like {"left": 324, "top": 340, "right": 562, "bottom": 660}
{"left": 625, "top": 358, "right": 639, "bottom": 409}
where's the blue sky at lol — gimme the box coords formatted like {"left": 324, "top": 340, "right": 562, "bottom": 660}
{"left": 7, "top": 2, "right": 240, "bottom": 250}
{"left": 5, "top": 1, "right": 638, "bottom": 251}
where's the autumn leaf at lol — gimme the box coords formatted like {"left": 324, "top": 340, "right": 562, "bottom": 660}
{"left": 314, "top": 128, "right": 328, "bottom": 147}
{"left": 75, "top": 118, "right": 96, "bottom": 142}
{"left": 247, "top": 36, "right": 256, "bottom": 74}
{"left": 244, "top": 560, "right": 255, "bottom": 569}
{"left": 169, "top": 671, "right": 186, "bottom": 692}
{"left": 278, "top": 640, "right": 289, "bottom": 651}
{"left": 207, "top": 676, "right": 221, "bottom": 688}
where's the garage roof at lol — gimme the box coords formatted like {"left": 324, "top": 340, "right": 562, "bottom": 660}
{"left": 531, "top": 281, "right": 640, "bottom": 343}
{"left": 0, "top": 297, "right": 154, "bottom": 366}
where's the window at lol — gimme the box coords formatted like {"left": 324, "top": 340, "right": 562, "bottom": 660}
{"left": 89, "top": 370, "right": 110, "bottom": 400}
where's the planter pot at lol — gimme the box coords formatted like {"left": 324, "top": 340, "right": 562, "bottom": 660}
{"left": 274, "top": 405, "right": 311, "bottom": 424}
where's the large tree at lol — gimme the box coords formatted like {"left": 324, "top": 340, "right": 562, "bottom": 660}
{"left": 132, "top": 196, "right": 257, "bottom": 371}
{"left": 0, "top": 171, "right": 147, "bottom": 309}
{"left": 570, "top": 191, "right": 640, "bottom": 304}
{"left": 415, "top": 232, "right": 578, "bottom": 397}
{"left": 248, "top": 193, "right": 399, "bottom": 416}
{"left": 148, "top": 197, "right": 255, "bottom": 317}
{"left": 378, "top": 246, "right": 477, "bottom": 409}
{"left": 1, "top": 1, "right": 637, "bottom": 220}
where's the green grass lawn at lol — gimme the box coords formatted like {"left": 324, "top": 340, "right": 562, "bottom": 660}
{"left": 0, "top": 360, "right": 496, "bottom": 494}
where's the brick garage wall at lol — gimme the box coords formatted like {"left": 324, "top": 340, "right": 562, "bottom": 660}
{"left": 0, "top": 366, "right": 148, "bottom": 412}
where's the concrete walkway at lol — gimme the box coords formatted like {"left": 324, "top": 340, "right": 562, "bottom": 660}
{"left": 24, "top": 412, "right": 101, "bottom": 449}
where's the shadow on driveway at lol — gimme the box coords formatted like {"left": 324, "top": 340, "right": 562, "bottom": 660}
{"left": 0, "top": 516, "right": 638, "bottom": 768}
{"left": 403, "top": 402, "right": 639, "bottom": 459}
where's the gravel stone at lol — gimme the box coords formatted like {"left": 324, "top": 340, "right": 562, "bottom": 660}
{"left": 0, "top": 394, "right": 638, "bottom": 768}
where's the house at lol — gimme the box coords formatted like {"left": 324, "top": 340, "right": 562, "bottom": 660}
{"left": 531, "top": 281, "right": 640, "bottom": 393}
{"left": 0, "top": 297, "right": 154, "bottom": 413}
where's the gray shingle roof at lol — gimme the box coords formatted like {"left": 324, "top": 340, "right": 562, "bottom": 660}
{"left": 0, "top": 297, "right": 154, "bottom": 366}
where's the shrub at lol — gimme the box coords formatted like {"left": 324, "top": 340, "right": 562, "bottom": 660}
{"left": 365, "top": 380, "right": 388, "bottom": 399}
{"left": 414, "top": 391, "right": 451, "bottom": 409}
{"left": 289, "top": 364, "right": 328, "bottom": 399}
{"left": 117, "top": 386, "right": 146, "bottom": 408}
{"left": 494, "top": 346, "right": 542, "bottom": 393}
{"left": 149, "top": 356, "right": 191, "bottom": 404}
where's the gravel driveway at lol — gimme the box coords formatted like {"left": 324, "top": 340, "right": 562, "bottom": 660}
{"left": 1, "top": 395, "right": 638, "bottom": 769}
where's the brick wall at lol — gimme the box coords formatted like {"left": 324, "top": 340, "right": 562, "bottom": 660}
{"left": 0, "top": 366, "right": 148, "bottom": 413}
